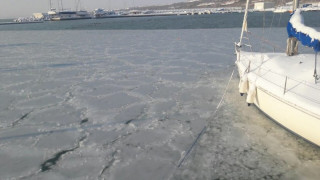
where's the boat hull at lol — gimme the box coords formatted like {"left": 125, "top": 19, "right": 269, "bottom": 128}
{"left": 236, "top": 52, "right": 320, "bottom": 146}
{"left": 50, "top": 17, "right": 91, "bottom": 21}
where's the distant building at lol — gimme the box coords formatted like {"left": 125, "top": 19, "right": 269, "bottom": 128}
{"left": 314, "top": 2, "right": 320, "bottom": 7}
{"left": 286, "top": 2, "right": 293, "bottom": 6}
{"left": 33, "top": 13, "right": 49, "bottom": 20}
{"left": 32, "top": 13, "right": 45, "bottom": 19}
{"left": 33, "top": 13, "right": 44, "bottom": 19}
{"left": 254, "top": 2, "right": 275, "bottom": 10}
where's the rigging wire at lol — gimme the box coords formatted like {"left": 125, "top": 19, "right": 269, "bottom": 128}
{"left": 242, "top": 0, "right": 287, "bottom": 53}
{"left": 269, "top": 11, "right": 276, "bottom": 31}
{"left": 277, "top": 0, "right": 285, "bottom": 27}
{"left": 176, "top": 68, "right": 235, "bottom": 168}
{"left": 246, "top": 31, "right": 286, "bottom": 52}
{"left": 260, "top": 0, "right": 266, "bottom": 54}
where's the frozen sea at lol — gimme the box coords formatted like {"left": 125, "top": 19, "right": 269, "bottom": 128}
{"left": 1, "top": 13, "right": 320, "bottom": 180}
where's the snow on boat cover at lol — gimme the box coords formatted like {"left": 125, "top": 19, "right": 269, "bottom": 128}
{"left": 287, "top": 9, "right": 320, "bottom": 52}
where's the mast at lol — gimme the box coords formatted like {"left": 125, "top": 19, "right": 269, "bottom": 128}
{"left": 61, "top": 0, "right": 64, "bottom": 11}
{"left": 76, "top": 0, "right": 80, "bottom": 11}
{"left": 49, "top": 0, "right": 52, "bottom": 10}
{"left": 293, "top": 0, "right": 299, "bottom": 11}
{"left": 57, "top": 0, "right": 60, "bottom": 11}
{"left": 132, "top": 0, "right": 135, "bottom": 8}
{"left": 239, "top": 0, "right": 250, "bottom": 46}
{"left": 287, "top": 0, "right": 299, "bottom": 56}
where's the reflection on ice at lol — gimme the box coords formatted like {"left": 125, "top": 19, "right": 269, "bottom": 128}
{"left": 1, "top": 29, "right": 320, "bottom": 179}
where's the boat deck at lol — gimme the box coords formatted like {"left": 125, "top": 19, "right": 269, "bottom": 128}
{"left": 238, "top": 51, "right": 320, "bottom": 118}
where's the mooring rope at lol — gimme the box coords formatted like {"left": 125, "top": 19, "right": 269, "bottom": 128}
{"left": 177, "top": 68, "right": 235, "bottom": 168}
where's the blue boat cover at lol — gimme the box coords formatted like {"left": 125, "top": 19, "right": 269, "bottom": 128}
{"left": 287, "top": 22, "right": 320, "bottom": 52}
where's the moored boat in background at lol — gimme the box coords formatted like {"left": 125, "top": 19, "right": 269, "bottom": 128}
{"left": 47, "top": 0, "right": 91, "bottom": 21}
{"left": 92, "top": 8, "right": 121, "bottom": 18}
{"left": 48, "top": 9, "right": 91, "bottom": 21}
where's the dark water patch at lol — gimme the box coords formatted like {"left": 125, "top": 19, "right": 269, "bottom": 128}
{"left": 262, "top": 173, "right": 284, "bottom": 179}
{"left": 124, "top": 116, "right": 147, "bottom": 125}
{"left": 125, "top": 119, "right": 133, "bottom": 124}
{"left": 158, "top": 118, "right": 165, "bottom": 122}
{"left": 78, "top": 135, "right": 86, "bottom": 142}
{"left": 40, "top": 135, "right": 87, "bottom": 172}
{"left": 80, "top": 118, "right": 89, "bottom": 125}
{"left": 19, "top": 112, "right": 29, "bottom": 120}
{"left": 40, "top": 147, "right": 77, "bottom": 172}
{"left": 11, "top": 110, "right": 33, "bottom": 127}
{"left": 158, "top": 116, "right": 169, "bottom": 122}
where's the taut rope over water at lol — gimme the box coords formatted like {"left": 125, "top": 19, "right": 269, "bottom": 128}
{"left": 177, "top": 68, "right": 235, "bottom": 168}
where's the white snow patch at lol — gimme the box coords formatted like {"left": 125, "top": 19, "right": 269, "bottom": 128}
{"left": 290, "top": 9, "right": 320, "bottom": 40}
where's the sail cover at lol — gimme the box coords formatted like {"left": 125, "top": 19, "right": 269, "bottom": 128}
{"left": 287, "top": 9, "right": 320, "bottom": 52}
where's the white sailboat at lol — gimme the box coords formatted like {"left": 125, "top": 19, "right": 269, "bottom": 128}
{"left": 48, "top": 0, "right": 91, "bottom": 21}
{"left": 235, "top": 0, "right": 320, "bottom": 146}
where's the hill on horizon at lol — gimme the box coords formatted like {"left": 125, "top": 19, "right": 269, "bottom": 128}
{"left": 133, "top": 0, "right": 319, "bottom": 10}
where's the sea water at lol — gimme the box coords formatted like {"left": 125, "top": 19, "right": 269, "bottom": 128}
{"left": 1, "top": 12, "right": 320, "bottom": 180}
{"left": 0, "top": 11, "right": 320, "bottom": 30}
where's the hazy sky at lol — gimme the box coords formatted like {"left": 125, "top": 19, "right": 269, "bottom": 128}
{"left": 0, "top": 0, "right": 187, "bottom": 18}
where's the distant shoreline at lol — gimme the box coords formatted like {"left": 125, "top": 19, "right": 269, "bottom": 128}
{"left": 0, "top": 21, "right": 44, "bottom": 25}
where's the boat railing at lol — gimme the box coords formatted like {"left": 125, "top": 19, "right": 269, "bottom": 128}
{"left": 240, "top": 54, "right": 320, "bottom": 106}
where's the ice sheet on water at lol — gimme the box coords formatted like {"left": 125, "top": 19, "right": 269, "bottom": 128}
{"left": 0, "top": 145, "right": 44, "bottom": 179}
{"left": 113, "top": 103, "right": 146, "bottom": 123}
{"left": 174, "top": 77, "right": 320, "bottom": 179}
{"left": 1, "top": 29, "right": 320, "bottom": 179}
